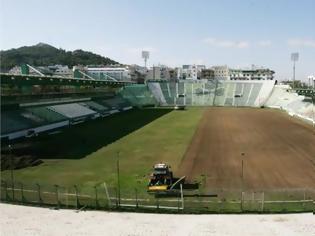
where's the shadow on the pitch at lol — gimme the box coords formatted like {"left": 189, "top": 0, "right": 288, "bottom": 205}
{"left": 6, "top": 108, "right": 172, "bottom": 160}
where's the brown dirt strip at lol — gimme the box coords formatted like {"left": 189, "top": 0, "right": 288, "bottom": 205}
{"left": 178, "top": 107, "right": 315, "bottom": 190}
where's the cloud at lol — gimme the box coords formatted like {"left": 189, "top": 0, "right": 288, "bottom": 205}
{"left": 257, "top": 40, "right": 272, "bottom": 47}
{"left": 203, "top": 37, "right": 250, "bottom": 49}
{"left": 287, "top": 38, "right": 315, "bottom": 48}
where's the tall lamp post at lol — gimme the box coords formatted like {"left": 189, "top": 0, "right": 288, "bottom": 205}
{"left": 291, "top": 52, "right": 299, "bottom": 90}
{"left": 241, "top": 152, "right": 245, "bottom": 190}
{"left": 240, "top": 152, "right": 245, "bottom": 211}
{"left": 142, "top": 51, "right": 150, "bottom": 69}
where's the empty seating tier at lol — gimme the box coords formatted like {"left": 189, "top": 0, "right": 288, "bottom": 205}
{"left": 48, "top": 103, "right": 97, "bottom": 119}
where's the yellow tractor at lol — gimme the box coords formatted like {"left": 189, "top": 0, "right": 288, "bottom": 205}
{"left": 147, "top": 163, "right": 185, "bottom": 193}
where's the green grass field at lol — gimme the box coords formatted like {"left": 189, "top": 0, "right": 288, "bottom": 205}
{"left": 2, "top": 107, "right": 314, "bottom": 213}
{"left": 1, "top": 108, "right": 204, "bottom": 193}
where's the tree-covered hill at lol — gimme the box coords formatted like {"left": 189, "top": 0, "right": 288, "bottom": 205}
{"left": 0, "top": 43, "right": 118, "bottom": 71}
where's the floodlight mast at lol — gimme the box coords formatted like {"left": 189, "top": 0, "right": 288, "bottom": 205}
{"left": 291, "top": 53, "right": 299, "bottom": 90}
{"left": 142, "top": 51, "right": 150, "bottom": 68}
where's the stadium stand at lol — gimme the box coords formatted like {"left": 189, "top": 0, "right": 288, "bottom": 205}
{"left": 189, "top": 81, "right": 214, "bottom": 106}
{"left": 1, "top": 110, "right": 37, "bottom": 134}
{"left": 265, "top": 85, "right": 315, "bottom": 123}
{"left": 1, "top": 94, "right": 136, "bottom": 140}
{"left": 79, "top": 101, "right": 111, "bottom": 116}
{"left": 1, "top": 108, "right": 70, "bottom": 140}
{"left": 97, "top": 96, "right": 132, "bottom": 112}
{"left": 265, "top": 85, "right": 297, "bottom": 107}
{"left": 247, "top": 83, "right": 262, "bottom": 106}
{"left": 147, "top": 82, "right": 167, "bottom": 105}
{"left": 119, "top": 85, "right": 157, "bottom": 107}
{"left": 26, "top": 107, "right": 67, "bottom": 123}
{"left": 160, "top": 82, "right": 175, "bottom": 105}
{"left": 48, "top": 103, "right": 98, "bottom": 122}
{"left": 3, "top": 80, "right": 312, "bottom": 141}
{"left": 146, "top": 80, "right": 275, "bottom": 107}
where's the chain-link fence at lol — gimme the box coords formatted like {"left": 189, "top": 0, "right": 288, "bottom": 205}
{"left": 1, "top": 180, "right": 314, "bottom": 213}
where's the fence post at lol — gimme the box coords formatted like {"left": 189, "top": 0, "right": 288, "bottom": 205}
{"left": 20, "top": 182, "right": 25, "bottom": 203}
{"left": 54, "top": 185, "right": 60, "bottom": 208}
{"left": 177, "top": 192, "right": 180, "bottom": 212}
{"left": 180, "top": 184, "right": 184, "bottom": 211}
{"left": 9, "top": 149, "right": 15, "bottom": 201}
{"left": 261, "top": 192, "right": 265, "bottom": 212}
{"left": 94, "top": 185, "right": 98, "bottom": 209}
{"left": 103, "top": 182, "right": 111, "bottom": 208}
{"left": 11, "top": 180, "right": 15, "bottom": 202}
{"left": 303, "top": 189, "right": 306, "bottom": 210}
{"left": 114, "top": 188, "right": 118, "bottom": 208}
{"left": 3, "top": 181, "right": 8, "bottom": 201}
{"left": 241, "top": 191, "right": 244, "bottom": 212}
{"left": 74, "top": 185, "right": 79, "bottom": 209}
{"left": 156, "top": 196, "right": 159, "bottom": 210}
{"left": 65, "top": 188, "right": 69, "bottom": 208}
{"left": 220, "top": 197, "right": 223, "bottom": 213}
{"left": 252, "top": 192, "right": 255, "bottom": 212}
{"left": 135, "top": 188, "right": 138, "bottom": 208}
{"left": 36, "top": 183, "right": 42, "bottom": 205}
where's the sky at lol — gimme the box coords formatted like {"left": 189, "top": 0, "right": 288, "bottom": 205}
{"left": 1, "top": 0, "right": 314, "bottom": 81}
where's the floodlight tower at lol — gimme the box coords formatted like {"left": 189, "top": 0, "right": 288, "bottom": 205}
{"left": 291, "top": 52, "right": 299, "bottom": 89}
{"left": 142, "top": 51, "right": 150, "bottom": 68}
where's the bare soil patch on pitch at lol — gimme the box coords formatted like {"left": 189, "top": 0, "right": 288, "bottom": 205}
{"left": 179, "top": 108, "right": 315, "bottom": 190}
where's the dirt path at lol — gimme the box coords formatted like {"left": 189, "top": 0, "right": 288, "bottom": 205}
{"left": 179, "top": 108, "right": 315, "bottom": 190}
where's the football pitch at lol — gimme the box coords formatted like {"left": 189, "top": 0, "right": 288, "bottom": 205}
{"left": 1, "top": 108, "right": 204, "bottom": 192}
{"left": 2, "top": 107, "right": 315, "bottom": 195}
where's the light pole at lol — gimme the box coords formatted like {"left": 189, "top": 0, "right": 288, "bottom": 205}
{"left": 241, "top": 152, "right": 245, "bottom": 190}
{"left": 291, "top": 53, "right": 299, "bottom": 90}
{"left": 240, "top": 152, "right": 245, "bottom": 211}
{"left": 9, "top": 144, "right": 14, "bottom": 200}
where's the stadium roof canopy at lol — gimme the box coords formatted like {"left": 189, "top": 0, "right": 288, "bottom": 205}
{"left": 0, "top": 73, "right": 134, "bottom": 87}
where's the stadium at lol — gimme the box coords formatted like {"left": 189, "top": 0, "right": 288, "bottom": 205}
{"left": 1, "top": 72, "right": 315, "bottom": 213}
{"left": 2, "top": 0, "right": 315, "bottom": 234}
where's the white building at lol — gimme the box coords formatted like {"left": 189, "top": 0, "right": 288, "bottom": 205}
{"left": 86, "top": 66, "right": 131, "bottom": 81}
{"left": 212, "top": 65, "right": 230, "bottom": 80}
{"left": 47, "top": 65, "right": 72, "bottom": 76}
{"left": 229, "top": 65, "right": 274, "bottom": 80}
{"left": 9, "top": 65, "right": 72, "bottom": 77}
{"left": 307, "top": 75, "right": 315, "bottom": 88}
{"left": 145, "top": 65, "right": 172, "bottom": 80}
{"left": 179, "top": 65, "right": 205, "bottom": 80}
{"left": 8, "top": 66, "right": 21, "bottom": 74}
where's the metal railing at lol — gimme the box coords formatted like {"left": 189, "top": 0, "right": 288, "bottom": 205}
{"left": 1, "top": 180, "right": 314, "bottom": 213}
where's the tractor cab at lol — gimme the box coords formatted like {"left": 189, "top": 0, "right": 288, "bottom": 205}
{"left": 152, "top": 163, "right": 172, "bottom": 176}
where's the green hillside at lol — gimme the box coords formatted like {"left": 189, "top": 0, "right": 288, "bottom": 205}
{"left": 0, "top": 43, "right": 118, "bottom": 71}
